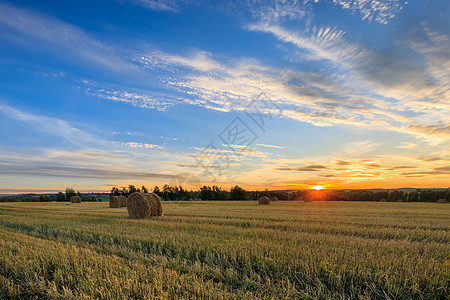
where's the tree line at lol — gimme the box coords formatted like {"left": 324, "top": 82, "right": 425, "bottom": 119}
{"left": 109, "top": 184, "right": 247, "bottom": 201}
{"left": 1, "top": 186, "right": 448, "bottom": 203}
{"left": 109, "top": 185, "right": 449, "bottom": 203}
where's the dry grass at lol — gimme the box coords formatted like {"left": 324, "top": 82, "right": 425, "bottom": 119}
{"left": 0, "top": 201, "right": 448, "bottom": 299}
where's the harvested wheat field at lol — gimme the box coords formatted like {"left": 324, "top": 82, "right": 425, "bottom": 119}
{"left": 0, "top": 201, "right": 449, "bottom": 299}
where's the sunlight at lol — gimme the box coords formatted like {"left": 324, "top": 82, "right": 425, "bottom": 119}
{"left": 312, "top": 185, "right": 323, "bottom": 190}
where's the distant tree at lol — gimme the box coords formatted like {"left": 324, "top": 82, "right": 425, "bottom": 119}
{"left": 200, "top": 186, "right": 213, "bottom": 200}
{"left": 121, "top": 187, "right": 129, "bottom": 197}
{"left": 39, "top": 195, "right": 51, "bottom": 202}
{"left": 110, "top": 187, "right": 121, "bottom": 196}
{"left": 153, "top": 186, "right": 161, "bottom": 197}
{"left": 230, "top": 185, "right": 246, "bottom": 200}
{"left": 213, "top": 185, "right": 228, "bottom": 200}
{"left": 56, "top": 192, "right": 66, "bottom": 202}
{"left": 65, "top": 187, "right": 76, "bottom": 201}
{"left": 129, "top": 185, "right": 140, "bottom": 195}
{"left": 141, "top": 185, "right": 148, "bottom": 193}
{"left": 76, "top": 191, "right": 84, "bottom": 201}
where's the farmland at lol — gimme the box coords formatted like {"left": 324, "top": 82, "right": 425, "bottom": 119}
{"left": 0, "top": 201, "right": 448, "bottom": 299}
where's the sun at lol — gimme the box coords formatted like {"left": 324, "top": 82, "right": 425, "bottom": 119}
{"left": 312, "top": 185, "right": 323, "bottom": 190}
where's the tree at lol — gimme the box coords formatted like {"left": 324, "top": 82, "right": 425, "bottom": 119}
{"left": 230, "top": 185, "right": 246, "bottom": 200}
{"left": 56, "top": 192, "right": 66, "bottom": 202}
{"left": 76, "top": 191, "right": 84, "bottom": 201}
{"left": 110, "top": 187, "right": 121, "bottom": 196}
{"left": 141, "top": 185, "right": 148, "bottom": 193}
{"left": 121, "top": 187, "right": 129, "bottom": 197}
{"left": 39, "top": 195, "right": 51, "bottom": 202}
{"left": 200, "top": 186, "right": 213, "bottom": 200}
{"left": 128, "top": 185, "right": 140, "bottom": 195}
{"left": 212, "top": 185, "right": 228, "bottom": 200}
{"left": 65, "top": 187, "right": 76, "bottom": 201}
{"left": 153, "top": 186, "right": 161, "bottom": 197}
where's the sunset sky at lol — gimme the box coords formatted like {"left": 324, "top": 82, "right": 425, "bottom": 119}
{"left": 0, "top": 0, "right": 449, "bottom": 193}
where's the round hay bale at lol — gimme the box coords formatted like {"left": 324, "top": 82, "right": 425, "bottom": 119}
{"left": 119, "top": 195, "right": 127, "bottom": 207}
{"left": 127, "top": 192, "right": 163, "bottom": 219}
{"left": 258, "top": 196, "right": 270, "bottom": 205}
{"left": 396, "top": 199, "right": 403, "bottom": 203}
{"left": 70, "top": 195, "right": 81, "bottom": 203}
{"left": 437, "top": 198, "right": 447, "bottom": 203}
{"left": 109, "top": 195, "right": 121, "bottom": 208}
{"left": 380, "top": 198, "right": 386, "bottom": 202}
{"left": 271, "top": 196, "right": 278, "bottom": 202}
{"left": 303, "top": 196, "right": 313, "bottom": 202}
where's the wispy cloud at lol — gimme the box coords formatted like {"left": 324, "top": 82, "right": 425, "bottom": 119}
{"left": 0, "top": 2, "right": 136, "bottom": 73}
{"left": 118, "top": 141, "right": 163, "bottom": 150}
{"left": 329, "top": 0, "right": 405, "bottom": 24}
{"left": 130, "top": 0, "right": 180, "bottom": 12}
{"left": 256, "top": 143, "right": 285, "bottom": 149}
{"left": 396, "top": 142, "right": 417, "bottom": 149}
{"left": 0, "top": 103, "right": 101, "bottom": 147}
{"left": 83, "top": 83, "right": 176, "bottom": 111}
{"left": 5, "top": 1, "right": 447, "bottom": 145}
{"left": 0, "top": 148, "right": 173, "bottom": 180}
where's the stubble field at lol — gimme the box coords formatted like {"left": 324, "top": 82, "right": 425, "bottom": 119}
{"left": 0, "top": 201, "right": 448, "bottom": 299}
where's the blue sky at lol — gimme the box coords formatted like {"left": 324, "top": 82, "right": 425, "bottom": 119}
{"left": 0, "top": 0, "right": 449, "bottom": 193}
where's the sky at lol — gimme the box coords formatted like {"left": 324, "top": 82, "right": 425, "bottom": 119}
{"left": 0, "top": 0, "right": 449, "bottom": 193}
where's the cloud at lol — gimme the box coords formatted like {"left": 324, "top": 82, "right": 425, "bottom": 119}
{"left": 397, "top": 142, "right": 417, "bottom": 149}
{"left": 242, "top": 3, "right": 450, "bottom": 144}
{"left": 0, "top": 162, "right": 173, "bottom": 180}
{"left": 5, "top": 1, "right": 447, "bottom": 146}
{"left": 329, "top": 0, "right": 405, "bottom": 24}
{"left": 276, "top": 164, "right": 328, "bottom": 172}
{"left": 130, "top": 0, "right": 180, "bottom": 11}
{"left": 247, "top": 23, "right": 358, "bottom": 64}
{"left": 256, "top": 143, "right": 285, "bottom": 149}
{"left": 83, "top": 84, "right": 176, "bottom": 111}
{"left": 0, "top": 103, "right": 101, "bottom": 147}
{"left": 118, "top": 142, "right": 163, "bottom": 150}
{"left": 0, "top": 2, "right": 136, "bottom": 73}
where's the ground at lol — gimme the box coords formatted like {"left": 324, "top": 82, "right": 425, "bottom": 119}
{"left": 0, "top": 201, "right": 448, "bottom": 299}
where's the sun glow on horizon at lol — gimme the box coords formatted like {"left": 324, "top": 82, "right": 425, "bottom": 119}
{"left": 312, "top": 185, "right": 324, "bottom": 190}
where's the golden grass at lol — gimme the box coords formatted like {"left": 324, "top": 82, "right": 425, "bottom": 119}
{"left": 0, "top": 201, "right": 449, "bottom": 299}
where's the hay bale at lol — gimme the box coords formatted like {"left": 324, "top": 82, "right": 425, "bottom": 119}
{"left": 396, "top": 199, "right": 403, "bottom": 202}
{"left": 271, "top": 196, "right": 278, "bottom": 202}
{"left": 119, "top": 195, "right": 127, "bottom": 207}
{"left": 258, "top": 196, "right": 270, "bottom": 205}
{"left": 70, "top": 195, "right": 81, "bottom": 203}
{"left": 127, "top": 192, "right": 163, "bottom": 219}
{"left": 109, "top": 195, "right": 121, "bottom": 208}
{"left": 437, "top": 198, "right": 447, "bottom": 203}
{"left": 380, "top": 198, "right": 386, "bottom": 202}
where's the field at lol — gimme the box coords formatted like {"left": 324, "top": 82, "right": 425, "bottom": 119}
{"left": 0, "top": 201, "right": 448, "bottom": 299}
